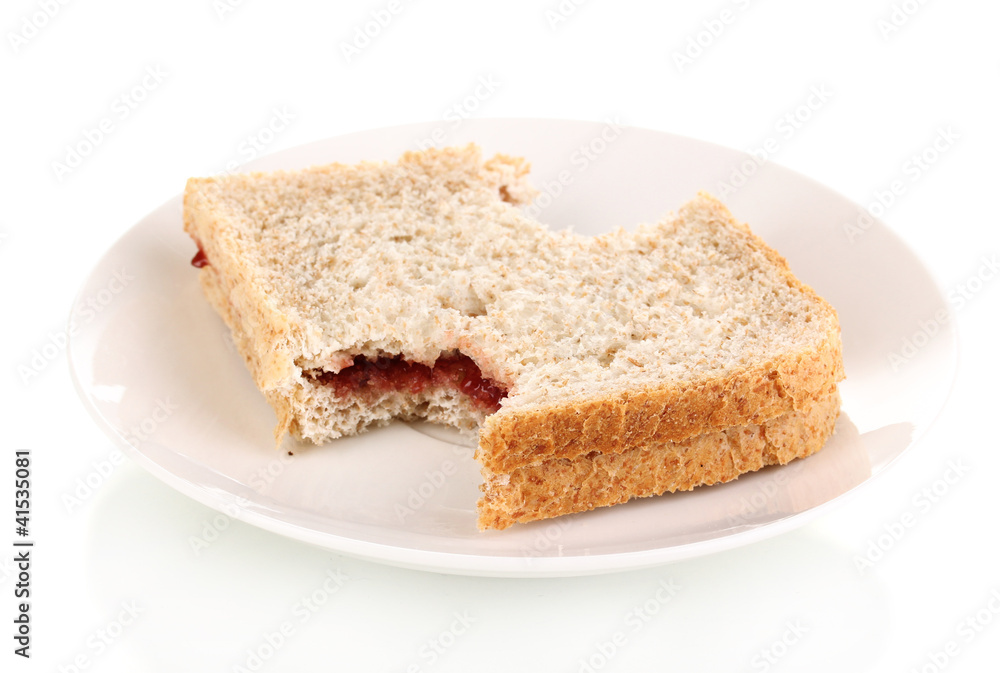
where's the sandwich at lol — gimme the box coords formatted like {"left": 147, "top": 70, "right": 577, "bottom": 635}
{"left": 183, "top": 144, "right": 844, "bottom": 530}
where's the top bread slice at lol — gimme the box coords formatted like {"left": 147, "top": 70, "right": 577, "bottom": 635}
{"left": 183, "top": 145, "right": 844, "bottom": 475}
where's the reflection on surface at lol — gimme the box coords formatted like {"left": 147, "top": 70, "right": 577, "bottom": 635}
{"left": 85, "top": 462, "right": 891, "bottom": 670}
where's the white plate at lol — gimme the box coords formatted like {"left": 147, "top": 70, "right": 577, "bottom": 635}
{"left": 68, "top": 119, "right": 956, "bottom": 577}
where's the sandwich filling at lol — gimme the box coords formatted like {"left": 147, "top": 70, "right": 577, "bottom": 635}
{"left": 305, "top": 354, "right": 507, "bottom": 413}
{"left": 191, "top": 245, "right": 210, "bottom": 268}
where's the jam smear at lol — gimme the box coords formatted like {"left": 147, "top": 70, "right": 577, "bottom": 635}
{"left": 314, "top": 353, "right": 507, "bottom": 412}
{"left": 191, "top": 246, "right": 210, "bottom": 268}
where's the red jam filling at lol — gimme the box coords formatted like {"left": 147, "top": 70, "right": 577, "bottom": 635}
{"left": 191, "top": 246, "right": 210, "bottom": 268}
{"left": 313, "top": 354, "right": 507, "bottom": 412}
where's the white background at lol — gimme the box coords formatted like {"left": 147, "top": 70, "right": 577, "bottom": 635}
{"left": 2, "top": 0, "right": 999, "bottom": 670}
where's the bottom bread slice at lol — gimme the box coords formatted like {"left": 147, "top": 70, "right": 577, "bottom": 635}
{"left": 477, "top": 392, "right": 841, "bottom": 530}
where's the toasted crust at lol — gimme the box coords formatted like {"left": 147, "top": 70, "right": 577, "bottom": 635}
{"left": 477, "top": 392, "right": 841, "bottom": 530}
{"left": 477, "top": 333, "right": 841, "bottom": 473}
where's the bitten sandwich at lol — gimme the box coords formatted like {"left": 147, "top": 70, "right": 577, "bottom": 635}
{"left": 183, "top": 145, "right": 844, "bottom": 530}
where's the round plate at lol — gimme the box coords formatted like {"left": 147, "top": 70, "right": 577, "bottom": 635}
{"left": 68, "top": 119, "right": 956, "bottom": 577}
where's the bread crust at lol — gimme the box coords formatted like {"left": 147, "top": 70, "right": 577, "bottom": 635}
{"left": 477, "top": 391, "right": 841, "bottom": 530}
{"left": 477, "top": 329, "right": 842, "bottom": 473}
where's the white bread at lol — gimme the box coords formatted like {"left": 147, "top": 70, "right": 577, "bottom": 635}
{"left": 183, "top": 144, "right": 844, "bottom": 530}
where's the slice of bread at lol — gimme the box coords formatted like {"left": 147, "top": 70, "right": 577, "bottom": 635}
{"left": 183, "top": 144, "right": 844, "bottom": 530}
